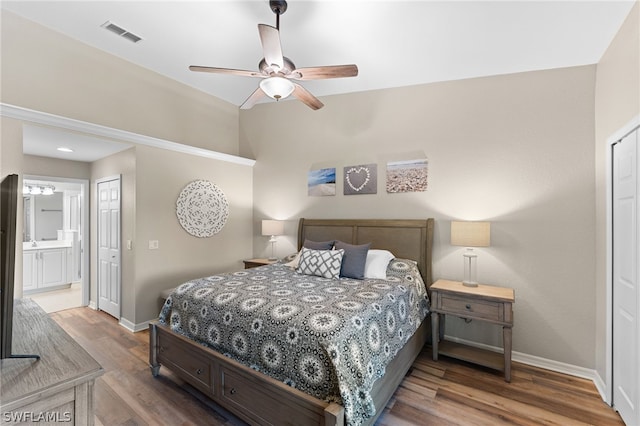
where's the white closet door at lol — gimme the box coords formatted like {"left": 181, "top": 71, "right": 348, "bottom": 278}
{"left": 613, "top": 128, "right": 639, "bottom": 426}
{"left": 97, "top": 177, "right": 121, "bottom": 319}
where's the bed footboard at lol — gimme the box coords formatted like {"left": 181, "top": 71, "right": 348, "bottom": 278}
{"left": 149, "top": 321, "right": 344, "bottom": 426}
{"left": 150, "top": 318, "right": 430, "bottom": 426}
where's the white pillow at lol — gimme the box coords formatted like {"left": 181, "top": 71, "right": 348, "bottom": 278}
{"left": 284, "top": 251, "right": 301, "bottom": 268}
{"left": 364, "top": 250, "right": 395, "bottom": 279}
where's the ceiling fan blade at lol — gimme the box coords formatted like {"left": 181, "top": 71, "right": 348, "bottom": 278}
{"left": 292, "top": 84, "right": 324, "bottom": 110}
{"left": 240, "top": 87, "right": 267, "bottom": 110}
{"left": 258, "top": 24, "right": 284, "bottom": 71}
{"left": 290, "top": 64, "right": 358, "bottom": 80}
{"left": 189, "top": 65, "right": 262, "bottom": 78}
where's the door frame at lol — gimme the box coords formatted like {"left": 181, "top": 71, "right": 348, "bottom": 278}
{"left": 95, "top": 175, "right": 122, "bottom": 319}
{"left": 24, "top": 175, "right": 90, "bottom": 306}
{"left": 605, "top": 114, "right": 640, "bottom": 405}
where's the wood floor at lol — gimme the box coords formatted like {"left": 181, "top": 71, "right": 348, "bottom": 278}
{"left": 50, "top": 307, "right": 623, "bottom": 426}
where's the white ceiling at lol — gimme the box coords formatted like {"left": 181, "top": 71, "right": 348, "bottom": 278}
{"left": 3, "top": 0, "right": 635, "bottom": 161}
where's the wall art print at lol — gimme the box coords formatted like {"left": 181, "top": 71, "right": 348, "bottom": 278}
{"left": 176, "top": 180, "right": 229, "bottom": 238}
{"left": 386, "top": 158, "right": 429, "bottom": 193}
{"left": 308, "top": 168, "right": 336, "bottom": 196}
{"left": 344, "top": 164, "right": 377, "bottom": 195}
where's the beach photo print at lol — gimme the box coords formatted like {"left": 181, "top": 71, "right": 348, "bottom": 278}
{"left": 308, "top": 167, "right": 336, "bottom": 196}
{"left": 386, "top": 158, "right": 429, "bottom": 193}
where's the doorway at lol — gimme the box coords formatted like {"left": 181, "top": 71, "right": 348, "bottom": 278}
{"left": 22, "top": 175, "right": 89, "bottom": 312}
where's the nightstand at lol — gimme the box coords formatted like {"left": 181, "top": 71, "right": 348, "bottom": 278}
{"left": 430, "top": 279, "right": 515, "bottom": 382}
{"left": 243, "top": 258, "right": 278, "bottom": 269}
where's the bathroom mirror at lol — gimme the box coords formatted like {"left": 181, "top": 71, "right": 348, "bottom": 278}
{"left": 22, "top": 192, "right": 63, "bottom": 242}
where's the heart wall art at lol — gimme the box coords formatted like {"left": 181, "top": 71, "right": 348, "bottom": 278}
{"left": 343, "top": 164, "right": 377, "bottom": 195}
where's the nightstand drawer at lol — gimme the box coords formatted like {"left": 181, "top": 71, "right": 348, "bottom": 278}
{"left": 439, "top": 294, "right": 502, "bottom": 321}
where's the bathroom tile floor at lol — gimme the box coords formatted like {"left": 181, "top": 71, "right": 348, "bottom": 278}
{"left": 28, "top": 282, "right": 82, "bottom": 313}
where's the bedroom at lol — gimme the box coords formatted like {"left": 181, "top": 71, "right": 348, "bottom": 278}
{"left": 1, "top": 1, "right": 638, "bottom": 425}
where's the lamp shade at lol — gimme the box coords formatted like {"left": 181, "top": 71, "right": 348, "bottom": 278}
{"left": 451, "top": 221, "right": 490, "bottom": 247}
{"left": 259, "top": 77, "right": 294, "bottom": 100}
{"left": 262, "top": 220, "right": 284, "bottom": 236}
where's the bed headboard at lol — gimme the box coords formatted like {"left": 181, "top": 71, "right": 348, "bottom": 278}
{"left": 297, "top": 218, "right": 435, "bottom": 287}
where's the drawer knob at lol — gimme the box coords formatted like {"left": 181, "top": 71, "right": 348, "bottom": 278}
{"left": 196, "top": 368, "right": 202, "bottom": 375}
{"left": 465, "top": 304, "right": 471, "bottom": 310}
{"left": 230, "top": 388, "right": 237, "bottom": 395}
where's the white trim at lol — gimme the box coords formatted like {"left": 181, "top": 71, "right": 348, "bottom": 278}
{"left": 605, "top": 114, "right": 640, "bottom": 405}
{"left": 0, "top": 103, "right": 256, "bottom": 167}
{"left": 444, "top": 335, "right": 602, "bottom": 384}
{"left": 119, "top": 317, "right": 152, "bottom": 333}
{"left": 88, "top": 300, "right": 97, "bottom": 310}
{"left": 594, "top": 371, "right": 608, "bottom": 403}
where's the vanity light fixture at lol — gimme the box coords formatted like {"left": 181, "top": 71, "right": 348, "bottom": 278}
{"left": 23, "top": 184, "right": 56, "bottom": 196}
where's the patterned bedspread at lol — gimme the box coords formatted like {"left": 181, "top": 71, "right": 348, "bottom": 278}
{"left": 159, "top": 259, "right": 429, "bottom": 425}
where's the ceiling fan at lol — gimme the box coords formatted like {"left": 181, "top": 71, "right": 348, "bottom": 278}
{"left": 189, "top": 0, "right": 358, "bottom": 110}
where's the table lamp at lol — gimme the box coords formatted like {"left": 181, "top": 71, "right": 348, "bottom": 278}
{"left": 262, "top": 220, "right": 284, "bottom": 260}
{"left": 451, "top": 221, "right": 491, "bottom": 287}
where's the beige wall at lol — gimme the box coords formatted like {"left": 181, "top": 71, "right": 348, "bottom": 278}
{"left": 1, "top": 118, "right": 25, "bottom": 298}
{"left": 240, "top": 66, "right": 598, "bottom": 368}
{"left": 1, "top": 11, "right": 254, "bottom": 327}
{"left": 23, "top": 154, "right": 91, "bottom": 179}
{"left": 1, "top": 11, "right": 239, "bottom": 156}
{"left": 132, "top": 145, "right": 253, "bottom": 323}
{"left": 594, "top": 2, "right": 640, "bottom": 380}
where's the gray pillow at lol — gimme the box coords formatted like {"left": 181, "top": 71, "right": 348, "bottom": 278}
{"left": 334, "top": 241, "right": 371, "bottom": 279}
{"left": 303, "top": 239, "right": 334, "bottom": 250}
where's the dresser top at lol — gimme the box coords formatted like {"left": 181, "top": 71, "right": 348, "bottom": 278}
{"left": 0, "top": 299, "right": 103, "bottom": 408}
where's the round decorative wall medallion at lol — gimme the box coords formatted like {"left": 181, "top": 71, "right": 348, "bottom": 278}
{"left": 176, "top": 180, "right": 229, "bottom": 238}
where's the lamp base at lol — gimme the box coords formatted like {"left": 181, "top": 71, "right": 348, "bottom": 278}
{"left": 462, "top": 280, "right": 479, "bottom": 287}
{"left": 269, "top": 238, "right": 277, "bottom": 261}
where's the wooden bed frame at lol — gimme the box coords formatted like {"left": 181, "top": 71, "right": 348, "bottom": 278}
{"left": 150, "top": 218, "right": 434, "bottom": 426}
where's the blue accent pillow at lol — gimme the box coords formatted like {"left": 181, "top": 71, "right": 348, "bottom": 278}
{"left": 334, "top": 241, "right": 371, "bottom": 279}
{"left": 303, "top": 239, "right": 334, "bottom": 250}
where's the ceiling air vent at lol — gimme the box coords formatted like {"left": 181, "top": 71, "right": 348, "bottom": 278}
{"left": 101, "top": 21, "right": 143, "bottom": 43}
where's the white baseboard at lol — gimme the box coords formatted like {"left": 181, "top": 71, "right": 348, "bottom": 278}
{"left": 593, "top": 371, "right": 609, "bottom": 404}
{"left": 443, "top": 335, "right": 607, "bottom": 397}
{"left": 119, "top": 317, "right": 152, "bottom": 333}
{"left": 88, "top": 301, "right": 97, "bottom": 310}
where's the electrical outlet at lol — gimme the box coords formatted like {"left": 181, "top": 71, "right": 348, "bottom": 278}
{"left": 148, "top": 240, "right": 159, "bottom": 250}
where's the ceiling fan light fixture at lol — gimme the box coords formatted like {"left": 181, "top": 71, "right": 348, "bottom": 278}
{"left": 260, "top": 76, "right": 294, "bottom": 101}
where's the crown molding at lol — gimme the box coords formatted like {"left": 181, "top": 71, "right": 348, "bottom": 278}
{"left": 0, "top": 103, "right": 255, "bottom": 167}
